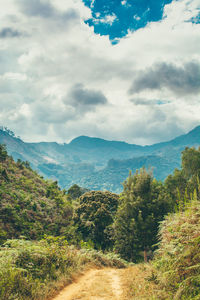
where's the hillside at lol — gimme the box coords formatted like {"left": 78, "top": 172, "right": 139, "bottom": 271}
{"left": 77, "top": 155, "right": 180, "bottom": 193}
{"left": 0, "top": 144, "right": 73, "bottom": 243}
{"left": 0, "top": 126, "right": 200, "bottom": 192}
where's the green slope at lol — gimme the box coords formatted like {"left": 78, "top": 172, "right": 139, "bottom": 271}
{"left": 0, "top": 145, "right": 73, "bottom": 243}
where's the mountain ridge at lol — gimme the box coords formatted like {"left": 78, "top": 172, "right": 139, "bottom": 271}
{"left": 68, "top": 126, "right": 199, "bottom": 148}
{"left": 69, "top": 135, "right": 144, "bottom": 150}
{"left": 0, "top": 125, "right": 200, "bottom": 192}
{"left": 2, "top": 124, "right": 200, "bottom": 149}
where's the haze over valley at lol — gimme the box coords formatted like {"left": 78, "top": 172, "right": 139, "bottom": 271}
{"left": 1, "top": 125, "right": 200, "bottom": 192}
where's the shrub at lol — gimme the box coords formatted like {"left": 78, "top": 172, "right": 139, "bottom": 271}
{"left": 153, "top": 195, "right": 200, "bottom": 299}
{"left": 0, "top": 238, "right": 127, "bottom": 300}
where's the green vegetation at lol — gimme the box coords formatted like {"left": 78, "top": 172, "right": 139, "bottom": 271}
{"left": 124, "top": 149, "right": 200, "bottom": 299}
{"left": 67, "top": 184, "right": 89, "bottom": 200}
{"left": 0, "top": 144, "right": 74, "bottom": 243}
{"left": 0, "top": 142, "right": 200, "bottom": 299}
{"left": 165, "top": 147, "right": 200, "bottom": 202}
{"left": 113, "top": 168, "right": 173, "bottom": 262}
{"left": 153, "top": 193, "right": 200, "bottom": 299}
{"left": 0, "top": 238, "right": 126, "bottom": 300}
{"left": 122, "top": 197, "right": 200, "bottom": 300}
{"left": 74, "top": 191, "right": 119, "bottom": 250}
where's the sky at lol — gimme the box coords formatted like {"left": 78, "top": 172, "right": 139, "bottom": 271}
{"left": 0, "top": 0, "right": 200, "bottom": 145}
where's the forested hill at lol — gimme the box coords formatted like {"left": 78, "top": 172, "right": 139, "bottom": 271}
{"left": 0, "top": 144, "right": 74, "bottom": 243}
{"left": 0, "top": 126, "right": 200, "bottom": 192}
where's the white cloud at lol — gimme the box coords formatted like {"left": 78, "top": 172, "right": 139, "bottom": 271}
{"left": 2, "top": 72, "right": 27, "bottom": 81}
{"left": 0, "top": 0, "right": 200, "bottom": 144}
{"left": 93, "top": 13, "right": 117, "bottom": 25}
{"left": 121, "top": 0, "right": 131, "bottom": 8}
{"left": 133, "top": 15, "right": 141, "bottom": 21}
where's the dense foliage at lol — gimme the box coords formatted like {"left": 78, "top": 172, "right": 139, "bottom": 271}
{"left": 154, "top": 192, "right": 200, "bottom": 299}
{"left": 165, "top": 147, "right": 200, "bottom": 201}
{"left": 0, "top": 238, "right": 126, "bottom": 300}
{"left": 0, "top": 145, "right": 74, "bottom": 244}
{"left": 113, "top": 169, "right": 173, "bottom": 262}
{"left": 74, "top": 191, "right": 119, "bottom": 250}
{"left": 67, "top": 184, "right": 89, "bottom": 200}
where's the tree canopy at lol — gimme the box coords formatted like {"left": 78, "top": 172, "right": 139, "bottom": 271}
{"left": 114, "top": 168, "right": 172, "bottom": 262}
{"left": 165, "top": 147, "right": 200, "bottom": 201}
{"left": 74, "top": 190, "right": 119, "bottom": 250}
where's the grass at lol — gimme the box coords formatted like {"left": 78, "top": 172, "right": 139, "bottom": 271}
{"left": 123, "top": 196, "right": 200, "bottom": 300}
{"left": 120, "top": 264, "right": 168, "bottom": 300}
{"left": 0, "top": 238, "right": 127, "bottom": 300}
{"left": 153, "top": 197, "right": 200, "bottom": 299}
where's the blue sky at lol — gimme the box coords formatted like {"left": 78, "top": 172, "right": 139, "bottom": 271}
{"left": 0, "top": 0, "right": 200, "bottom": 145}
{"left": 83, "top": 0, "right": 174, "bottom": 40}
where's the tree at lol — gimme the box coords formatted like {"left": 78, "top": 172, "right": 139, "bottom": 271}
{"left": 114, "top": 168, "right": 172, "bottom": 262}
{"left": 165, "top": 168, "right": 187, "bottom": 203}
{"left": 182, "top": 147, "right": 200, "bottom": 179}
{"left": 165, "top": 147, "right": 200, "bottom": 202}
{"left": 0, "top": 144, "right": 7, "bottom": 162}
{"left": 67, "top": 184, "right": 88, "bottom": 200}
{"left": 74, "top": 191, "right": 119, "bottom": 250}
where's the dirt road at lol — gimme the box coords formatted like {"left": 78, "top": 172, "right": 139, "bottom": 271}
{"left": 53, "top": 268, "right": 124, "bottom": 300}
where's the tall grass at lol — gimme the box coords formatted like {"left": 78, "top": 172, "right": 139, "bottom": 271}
{"left": 0, "top": 238, "right": 127, "bottom": 300}
{"left": 153, "top": 192, "right": 200, "bottom": 299}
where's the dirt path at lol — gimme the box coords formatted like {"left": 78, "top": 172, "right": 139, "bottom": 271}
{"left": 53, "top": 268, "right": 124, "bottom": 300}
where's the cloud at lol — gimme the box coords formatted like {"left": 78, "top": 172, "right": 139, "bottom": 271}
{"left": 17, "top": 0, "right": 79, "bottom": 22}
{"left": 0, "top": 0, "right": 200, "bottom": 144}
{"left": 17, "top": 0, "right": 56, "bottom": 18}
{"left": 93, "top": 13, "right": 117, "bottom": 25}
{"left": 28, "top": 84, "right": 108, "bottom": 127}
{"left": 0, "top": 27, "right": 23, "bottom": 38}
{"left": 129, "top": 62, "right": 200, "bottom": 97}
{"left": 33, "top": 100, "right": 75, "bottom": 124}
{"left": 121, "top": 0, "right": 130, "bottom": 7}
{"left": 67, "top": 84, "right": 108, "bottom": 108}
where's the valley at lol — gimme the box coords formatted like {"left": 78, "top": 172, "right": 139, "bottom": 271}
{"left": 1, "top": 126, "right": 200, "bottom": 192}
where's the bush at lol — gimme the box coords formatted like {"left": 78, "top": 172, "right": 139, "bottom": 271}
{"left": 153, "top": 196, "right": 200, "bottom": 299}
{"left": 0, "top": 238, "right": 127, "bottom": 300}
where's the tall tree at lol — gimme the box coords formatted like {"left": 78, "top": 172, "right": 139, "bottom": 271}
{"left": 114, "top": 168, "right": 172, "bottom": 262}
{"left": 67, "top": 184, "right": 89, "bottom": 200}
{"left": 182, "top": 147, "right": 200, "bottom": 179}
{"left": 74, "top": 191, "right": 119, "bottom": 250}
{"left": 165, "top": 147, "right": 200, "bottom": 202}
{"left": 0, "top": 144, "right": 7, "bottom": 162}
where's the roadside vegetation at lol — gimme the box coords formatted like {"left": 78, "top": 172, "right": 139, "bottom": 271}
{"left": 0, "top": 237, "right": 126, "bottom": 300}
{"left": 153, "top": 193, "right": 200, "bottom": 299}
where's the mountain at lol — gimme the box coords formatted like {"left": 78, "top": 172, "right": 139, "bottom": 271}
{"left": 0, "top": 129, "right": 46, "bottom": 167}
{"left": 0, "top": 126, "right": 200, "bottom": 192}
{"left": 70, "top": 135, "right": 143, "bottom": 151}
{"left": 76, "top": 155, "right": 180, "bottom": 193}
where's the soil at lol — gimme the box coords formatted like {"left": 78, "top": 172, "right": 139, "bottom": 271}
{"left": 52, "top": 268, "right": 124, "bottom": 300}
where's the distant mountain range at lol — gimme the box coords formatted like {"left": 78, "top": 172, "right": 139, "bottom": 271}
{"left": 0, "top": 126, "right": 200, "bottom": 193}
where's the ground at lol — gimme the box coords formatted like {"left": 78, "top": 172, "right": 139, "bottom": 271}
{"left": 52, "top": 265, "right": 163, "bottom": 300}
{"left": 52, "top": 268, "right": 124, "bottom": 300}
